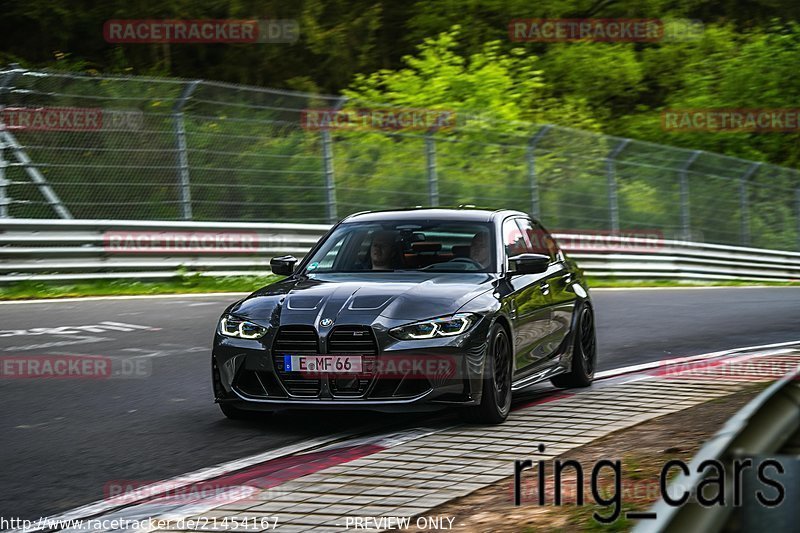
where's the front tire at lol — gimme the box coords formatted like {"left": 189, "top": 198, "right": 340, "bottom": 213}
{"left": 551, "top": 303, "right": 596, "bottom": 389}
{"left": 460, "top": 323, "right": 512, "bottom": 424}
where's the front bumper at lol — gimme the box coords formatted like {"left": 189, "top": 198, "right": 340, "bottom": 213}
{"left": 212, "top": 317, "right": 491, "bottom": 413}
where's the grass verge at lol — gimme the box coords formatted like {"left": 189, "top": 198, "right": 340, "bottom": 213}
{"left": 0, "top": 274, "right": 281, "bottom": 300}
{"left": 0, "top": 275, "right": 798, "bottom": 300}
{"left": 587, "top": 277, "right": 800, "bottom": 288}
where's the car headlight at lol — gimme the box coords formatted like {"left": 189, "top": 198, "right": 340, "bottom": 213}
{"left": 218, "top": 314, "right": 268, "bottom": 339}
{"left": 389, "top": 313, "right": 478, "bottom": 340}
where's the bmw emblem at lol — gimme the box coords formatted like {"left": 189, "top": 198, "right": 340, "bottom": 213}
{"left": 320, "top": 318, "right": 333, "bottom": 327}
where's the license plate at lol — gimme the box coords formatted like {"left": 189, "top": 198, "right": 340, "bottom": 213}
{"left": 284, "top": 355, "right": 362, "bottom": 374}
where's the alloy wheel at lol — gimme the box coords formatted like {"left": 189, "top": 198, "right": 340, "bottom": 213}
{"left": 579, "top": 307, "right": 596, "bottom": 375}
{"left": 493, "top": 329, "right": 511, "bottom": 411}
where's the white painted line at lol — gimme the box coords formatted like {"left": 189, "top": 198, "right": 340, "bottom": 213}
{"left": 595, "top": 339, "right": 800, "bottom": 380}
{"left": 20, "top": 423, "right": 455, "bottom": 533}
{"left": 0, "top": 292, "right": 250, "bottom": 305}
{"left": 606, "top": 351, "right": 772, "bottom": 386}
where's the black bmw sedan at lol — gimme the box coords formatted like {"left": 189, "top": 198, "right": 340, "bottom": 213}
{"left": 212, "top": 208, "right": 596, "bottom": 424}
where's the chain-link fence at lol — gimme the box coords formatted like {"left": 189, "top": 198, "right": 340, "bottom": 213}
{"left": 1, "top": 65, "right": 799, "bottom": 251}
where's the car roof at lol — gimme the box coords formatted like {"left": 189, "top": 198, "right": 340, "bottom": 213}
{"left": 341, "top": 207, "right": 528, "bottom": 224}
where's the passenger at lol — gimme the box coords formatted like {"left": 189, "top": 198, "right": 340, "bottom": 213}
{"left": 370, "top": 230, "right": 399, "bottom": 270}
{"left": 470, "top": 231, "right": 491, "bottom": 268}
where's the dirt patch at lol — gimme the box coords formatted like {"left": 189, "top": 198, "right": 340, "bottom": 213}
{"left": 419, "top": 385, "right": 766, "bottom": 532}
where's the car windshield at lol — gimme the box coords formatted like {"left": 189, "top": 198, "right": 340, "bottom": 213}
{"left": 303, "top": 220, "right": 496, "bottom": 273}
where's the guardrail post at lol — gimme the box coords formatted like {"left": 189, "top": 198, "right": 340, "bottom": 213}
{"left": 173, "top": 80, "right": 200, "bottom": 220}
{"left": 739, "top": 162, "right": 761, "bottom": 246}
{"left": 606, "top": 139, "right": 630, "bottom": 233}
{"left": 425, "top": 134, "right": 438, "bottom": 207}
{"left": 527, "top": 125, "right": 552, "bottom": 219}
{"left": 680, "top": 150, "right": 702, "bottom": 241}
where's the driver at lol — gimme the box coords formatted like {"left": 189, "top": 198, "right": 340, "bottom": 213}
{"left": 470, "top": 230, "right": 491, "bottom": 268}
{"left": 370, "top": 230, "right": 399, "bottom": 270}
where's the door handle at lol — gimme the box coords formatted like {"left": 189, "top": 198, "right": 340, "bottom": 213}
{"left": 540, "top": 283, "right": 550, "bottom": 295}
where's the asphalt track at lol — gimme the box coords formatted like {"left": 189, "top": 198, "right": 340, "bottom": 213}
{"left": 0, "top": 287, "right": 798, "bottom": 521}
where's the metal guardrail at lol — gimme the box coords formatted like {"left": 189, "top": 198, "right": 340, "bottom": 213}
{"left": 1, "top": 219, "right": 800, "bottom": 283}
{"left": 634, "top": 364, "right": 800, "bottom": 532}
{"left": 567, "top": 236, "right": 800, "bottom": 281}
{"left": 0, "top": 219, "right": 328, "bottom": 282}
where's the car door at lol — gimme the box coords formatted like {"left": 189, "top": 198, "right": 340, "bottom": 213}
{"left": 524, "top": 220, "right": 577, "bottom": 354}
{"left": 500, "top": 217, "right": 552, "bottom": 376}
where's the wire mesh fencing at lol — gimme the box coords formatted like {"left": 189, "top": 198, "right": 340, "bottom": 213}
{"left": 0, "top": 65, "right": 799, "bottom": 251}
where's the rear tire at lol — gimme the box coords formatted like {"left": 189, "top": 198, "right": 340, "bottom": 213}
{"left": 460, "top": 323, "right": 512, "bottom": 424}
{"left": 551, "top": 303, "right": 596, "bottom": 389}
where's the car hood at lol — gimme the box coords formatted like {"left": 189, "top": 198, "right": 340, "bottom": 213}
{"left": 228, "top": 272, "right": 496, "bottom": 325}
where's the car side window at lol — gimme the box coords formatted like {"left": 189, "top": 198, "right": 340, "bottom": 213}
{"left": 523, "top": 219, "right": 560, "bottom": 262}
{"left": 503, "top": 218, "right": 527, "bottom": 258}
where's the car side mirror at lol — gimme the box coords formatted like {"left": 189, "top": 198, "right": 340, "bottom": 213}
{"left": 270, "top": 255, "right": 298, "bottom": 276}
{"left": 508, "top": 253, "right": 550, "bottom": 275}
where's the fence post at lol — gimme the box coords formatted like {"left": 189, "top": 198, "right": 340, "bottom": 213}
{"left": 173, "top": 80, "right": 200, "bottom": 220}
{"left": 0, "top": 140, "right": 7, "bottom": 218}
{"left": 739, "top": 162, "right": 761, "bottom": 247}
{"left": 796, "top": 187, "right": 800, "bottom": 252}
{"left": 680, "top": 150, "right": 702, "bottom": 241}
{"left": 426, "top": 134, "right": 438, "bottom": 207}
{"left": 0, "top": 65, "right": 22, "bottom": 219}
{"left": 1, "top": 130, "right": 72, "bottom": 218}
{"left": 527, "top": 125, "right": 552, "bottom": 219}
{"left": 0, "top": 64, "right": 22, "bottom": 97}
{"left": 319, "top": 97, "right": 345, "bottom": 223}
{"left": 606, "top": 139, "right": 630, "bottom": 233}
{"left": 321, "top": 129, "right": 337, "bottom": 223}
